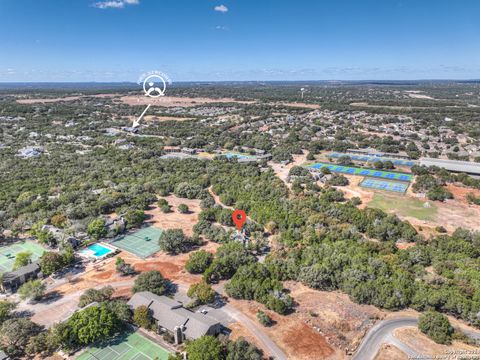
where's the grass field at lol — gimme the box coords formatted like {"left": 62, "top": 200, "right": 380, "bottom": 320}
{"left": 306, "top": 162, "right": 413, "bottom": 181}
{"left": 76, "top": 331, "right": 170, "bottom": 360}
{"left": 112, "top": 227, "right": 162, "bottom": 259}
{"left": 368, "top": 193, "right": 437, "bottom": 221}
{"left": 0, "top": 241, "right": 46, "bottom": 273}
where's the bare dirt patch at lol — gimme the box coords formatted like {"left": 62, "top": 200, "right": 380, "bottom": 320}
{"left": 446, "top": 184, "right": 480, "bottom": 204}
{"left": 144, "top": 115, "right": 195, "bottom": 122}
{"left": 269, "top": 152, "right": 307, "bottom": 188}
{"left": 339, "top": 175, "right": 374, "bottom": 206}
{"left": 285, "top": 282, "right": 384, "bottom": 355}
{"left": 227, "top": 296, "right": 338, "bottom": 360}
{"left": 394, "top": 327, "right": 478, "bottom": 358}
{"left": 118, "top": 95, "right": 255, "bottom": 107}
{"left": 16, "top": 93, "right": 119, "bottom": 104}
{"left": 145, "top": 195, "right": 202, "bottom": 236}
{"left": 374, "top": 344, "right": 408, "bottom": 360}
{"left": 434, "top": 197, "right": 480, "bottom": 232}
{"left": 17, "top": 96, "right": 83, "bottom": 104}
{"left": 277, "top": 102, "right": 321, "bottom": 109}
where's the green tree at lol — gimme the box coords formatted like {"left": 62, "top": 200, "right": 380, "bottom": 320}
{"left": 40, "top": 251, "right": 65, "bottom": 276}
{"left": 51, "top": 214, "right": 67, "bottom": 228}
{"left": 0, "top": 318, "right": 42, "bottom": 358}
{"left": 124, "top": 209, "right": 147, "bottom": 229}
{"left": 418, "top": 311, "right": 453, "bottom": 344}
{"left": 226, "top": 338, "right": 263, "bottom": 360}
{"left": 133, "top": 305, "right": 153, "bottom": 329}
{"left": 63, "top": 303, "right": 122, "bottom": 346}
{"left": 105, "top": 300, "right": 132, "bottom": 323}
{"left": 13, "top": 251, "right": 32, "bottom": 270}
{"left": 26, "top": 330, "right": 61, "bottom": 358}
{"left": 159, "top": 229, "right": 199, "bottom": 254}
{"left": 0, "top": 301, "right": 17, "bottom": 325}
{"left": 185, "top": 250, "right": 213, "bottom": 274}
{"left": 132, "top": 271, "right": 166, "bottom": 296}
{"left": 186, "top": 335, "right": 224, "bottom": 360}
{"left": 18, "top": 280, "right": 46, "bottom": 302}
{"left": 256, "top": 310, "right": 273, "bottom": 327}
{"left": 178, "top": 204, "right": 189, "bottom": 214}
{"left": 115, "top": 257, "right": 135, "bottom": 276}
{"left": 78, "top": 286, "right": 114, "bottom": 307}
{"left": 187, "top": 282, "right": 215, "bottom": 305}
{"left": 87, "top": 218, "right": 107, "bottom": 240}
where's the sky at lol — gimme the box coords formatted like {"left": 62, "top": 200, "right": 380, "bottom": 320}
{"left": 0, "top": 0, "right": 479, "bottom": 82}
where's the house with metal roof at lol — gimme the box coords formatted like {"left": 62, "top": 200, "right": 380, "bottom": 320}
{"left": 419, "top": 158, "right": 480, "bottom": 176}
{"left": 127, "top": 292, "right": 222, "bottom": 344}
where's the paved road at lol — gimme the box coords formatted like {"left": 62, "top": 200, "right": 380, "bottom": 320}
{"left": 352, "top": 317, "right": 420, "bottom": 360}
{"left": 16, "top": 279, "right": 135, "bottom": 327}
{"left": 18, "top": 279, "right": 287, "bottom": 360}
{"left": 221, "top": 303, "right": 287, "bottom": 360}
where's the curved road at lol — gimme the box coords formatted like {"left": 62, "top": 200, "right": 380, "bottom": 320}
{"left": 352, "top": 317, "right": 420, "bottom": 360}
{"left": 353, "top": 316, "right": 480, "bottom": 360}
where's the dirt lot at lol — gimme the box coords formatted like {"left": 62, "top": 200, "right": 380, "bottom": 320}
{"left": 53, "top": 240, "right": 220, "bottom": 298}
{"left": 276, "top": 102, "right": 321, "bottom": 109}
{"left": 16, "top": 94, "right": 118, "bottom": 104}
{"left": 227, "top": 281, "right": 384, "bottom": 360}
{"left": 118, "top": 95, "right": 256, "bottom": 107}
{"left": 285, "top": 282, "right": 384, "bottom": 355}
{"left": 269, "top": 153, "right": 308, "bottom": 188}
{"left": 435, "top": 195, "right": 480, "bottom": 231}
{"left": 338, "top": 175, "right": 374, "bottom": 206}
{"left": 374, "top": 344, "right": 408, "bottom": 360}
{"left": 145, "top": 195, "right": 202, "bottom": 236}
{"left": 394, "top": 327, "right": 478, "bottom": 358}
{"left": 16, "top": 96, "right": 83, "bottom": 103}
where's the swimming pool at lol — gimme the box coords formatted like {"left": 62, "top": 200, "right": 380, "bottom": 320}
{"left": 80, "top": 243, "right": 114, "bottom": 258}
{"left": 223, "top": 152, "right": 253, "bottom": 159}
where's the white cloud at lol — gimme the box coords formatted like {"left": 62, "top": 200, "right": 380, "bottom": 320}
{"left": 214, "top": 4, "right": 228, "bottom": 13}
{"left": 93, "top": 0, "right": 139, "bottom": 9}
{"left": 215, "top": 25, "right": 228, "bottom": 30}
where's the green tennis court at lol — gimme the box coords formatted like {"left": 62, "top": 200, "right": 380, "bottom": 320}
{"left": 112, "top": 227, "right": 162, "bottom": 259}
{"left": 76, "top": 331, "right": 170, "bottom": 360}
{"left": 307, "top": 162, "right": 413, "bottom": 182}
{"left": 0, "top": 241, "right": 46, "bottom": 273}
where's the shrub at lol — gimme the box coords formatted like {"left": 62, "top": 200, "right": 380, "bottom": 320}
{"left": 418, "top": 311, "right": 453, "bottom": 344}
{"left": 185, "top": 250, "right": 213, "bottom": 274}
{"left": 256, "top": 310, "right": 273, "bottom": 326}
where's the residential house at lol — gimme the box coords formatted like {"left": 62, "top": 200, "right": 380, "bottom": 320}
{"left": 1, "top": 261, "right": 42, "bottom": 293}
{"left": 127, "top": 292, "right": 222, "bottom": 344}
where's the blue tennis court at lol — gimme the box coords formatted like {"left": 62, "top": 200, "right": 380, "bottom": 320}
{"left": 328, "top": 152, "right": 416, "bottom": 167}
{"left": 306, "top": 162, "right": 413, "bottom": 182}
{"left": 359, "top": 177, "right": 410, "bottom": 193}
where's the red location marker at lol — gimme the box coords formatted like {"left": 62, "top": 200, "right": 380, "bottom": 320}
{"left": 232, "top": 209, "right": 247, "bottom": 230}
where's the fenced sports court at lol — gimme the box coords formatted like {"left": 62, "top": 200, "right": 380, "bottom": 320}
{"left": 0, "top": 241, "right": 46, "bottom": 273}
{"left": 328, "top": 152, "right": 416, "bottom": 167}
{"left": 359, "top": 177, "right": 410, "bottom": 193}
{"left": 307, "top": 162, "right": 413, "bottom": 182}
{"left": 112, "top": 227, "right": 162, "bottom": 259}
{"left": 76, "top": 331, "right": 169, "bottom": 360}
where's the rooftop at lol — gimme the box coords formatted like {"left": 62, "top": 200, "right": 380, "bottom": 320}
{"left": 419, "top": 158, "right": 480, "bottom": 175}
{"left": 128, "top": 292, "right": 220, "bottom": 340}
